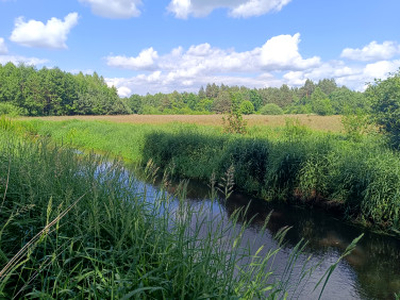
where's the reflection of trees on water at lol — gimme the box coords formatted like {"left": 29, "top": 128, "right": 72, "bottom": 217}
{"left": 221, "top": 191, "right": 400, "bottom": 299}
{"left": 152, "top": 176, "right": 400, "bottom": 299}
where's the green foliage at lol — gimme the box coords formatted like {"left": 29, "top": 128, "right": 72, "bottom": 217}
{"left": 260, "top": 103, "right": 284, "bottom": 115}
{"left": 0, "top": 62, "right": 369, "bottom": 116}
{"left": 341, "top": 109, "right": 373, "bottom": 141}
{"left": 239, "top": 100, "right": 255, "bottom": 115}
{"left": 223, "top": 93, "right": 248, "bottom": 134}
{"left": 0, "top": 102, "right": 27, "bottom": 117}
{"left": 367, "top": 69, "right": 400, "bottom": 148}
{"left": 310, "top": 87, "right": 334, "bottom": 116}
{"left": 0, "top": 63, "right": 129, "bottom": 116}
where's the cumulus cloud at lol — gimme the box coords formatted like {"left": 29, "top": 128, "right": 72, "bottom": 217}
{"left": 105, "top": 37, "right": 400, "bottom": 96}
{"left": 10, "top": 13, "right": 79, "bottom": 49}
{"left": 341, "top": 41, "right": 400, "bottom": 62}
{"left": 106, "top": 48, "right": 159, "bottom": 70}
{"left": 116, "top": 86, "right": 132, "bottom": 97}
{"left": 106, "top": 72, "right": 277, "bottom": 96}
{"left": 167, "top": 0, "right": 292, "bottom": 19}
{"left": 107, "top": 33, "right": 317, "bottom": 75}
{"left": 260, "top": 33, "right": 320, "bottom": 70}
{"left": 105, "top": 33, "right": 321, "bottom": 95}
{"left": 282, "top": 59, "right": 400, "bottom": 91}
{"left": 0, "top": 38, "right": 8, "bottom": 54}
{"left": 79, "top": 0, "right": 142, "bottom": 18}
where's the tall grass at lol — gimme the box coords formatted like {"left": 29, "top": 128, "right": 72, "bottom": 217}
{"left": 0, "top": 122, "right": 350, "bottom": 299}
{"left": 10, "top": 118, "right": 400, "bottom": 234}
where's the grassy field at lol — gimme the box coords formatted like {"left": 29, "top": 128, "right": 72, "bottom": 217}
{"left": 23, "top": 114, "right": 344, "bottom": 132}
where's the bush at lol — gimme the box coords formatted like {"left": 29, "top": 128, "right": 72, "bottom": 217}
{"left": 259, "top": 103, "right": 284, "bottom": 115}
{"left": 367, "top": 69, "right": 400, "bottom": 148}
{"left": 239, "top": 100, "right": 255, "bottom": 115}
{"left": 0, "top": 102, "right": 27, "bottom": 117}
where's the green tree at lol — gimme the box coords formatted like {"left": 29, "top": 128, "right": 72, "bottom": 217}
{"left": 249, "top": 89, "right": 263, "bottom": 111}
{"left": 310, "top": 87, "right": 334, "bottom": 115}
{"left": 367, "top": 69, "right": 400, "bottom": 148}
{"left": 329, "top": 87, "right": 368, "bottom": 115}
{"left": 239, "top": 100, "right": 254, "bottom": 115}
{"left": 259, "top": 103, "right": 284, "bottom": 115}
{"left": 223, "top": 92, "right": 247, "bottom": 134}
{"left": 317, "top": 78, "right": 337, "bottom": 95}
{"left": 127, "top": 94, "right": 144, "bottom": 114}
{"left": 212, "top": 90, "right": 231, "bottom": 113}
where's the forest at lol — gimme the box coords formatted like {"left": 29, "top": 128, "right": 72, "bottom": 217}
{"left": 0, "top": 62, "right": 368, "bottom": 116}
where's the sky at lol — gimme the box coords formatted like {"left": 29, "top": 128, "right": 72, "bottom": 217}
{"left": 0, "top": 0, "right": 399, "bottom": 97}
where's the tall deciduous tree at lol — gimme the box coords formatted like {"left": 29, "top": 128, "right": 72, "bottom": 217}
{"left": 367, "top": 69, "right": 400, "bottom": 148}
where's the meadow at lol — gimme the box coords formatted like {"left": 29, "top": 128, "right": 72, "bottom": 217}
{"left": 23, "top": 114, "right": 344, "bottom": 132}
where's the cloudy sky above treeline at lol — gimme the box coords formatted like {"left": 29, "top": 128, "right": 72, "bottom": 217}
{"left": 1, "top": 0, "right": 399, "bottom": 96}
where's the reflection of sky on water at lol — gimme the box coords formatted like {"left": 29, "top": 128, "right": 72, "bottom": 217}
{"left": 91, "top": 158, "right": 400, "bottom": 299}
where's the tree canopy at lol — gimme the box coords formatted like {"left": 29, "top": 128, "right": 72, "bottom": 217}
{"left": 0, "top": 62, "right": 369, "bottom": 117}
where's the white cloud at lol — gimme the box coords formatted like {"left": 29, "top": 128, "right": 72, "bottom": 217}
{"left": 106, "top": 73, "right": 276, "bottom": 96}
{"left": 105, "top": 34, "right": 320, "bottom": 95}
{"left": 341, "top": 41, "right": 400, "bottom": 62}
{"left": 0, "top": 38, "right": 8, "bottom": 54}
{"left": 105, "top": 37, "right": 400, "bottom": 96}
{"left": 260, "top": 33, "right": 320, "bottom": 70}
{"left": 0, "top": 55, "right": 48, "bottom": 66}
{"left": 10, "top": 13, "right": 79, "bottom": 49}
{"left": 167, "top": 0, "right": 291, "bottom": 19}
{"left": 107, "top": 34, "right": 317, "bottom": 76}
{"left": 106, "top": 48, "right": 159, "bottom": 70}
{"left": 363, "top": 60, "right": 400, "bottom": 81}
{"left": 116, "top": 86, "right": 132, "bottom": 97}
{"left": 79, "top": 0, "right": 142, "bottom": 18}
{"left": 282, "top": 59, "right": 400, "bottom": 91}
{"left": 229, "top": 0, "right": 292, "bottom": 18}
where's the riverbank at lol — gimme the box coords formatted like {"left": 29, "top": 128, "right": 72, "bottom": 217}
{"left": 14, "top": 117, "right": 400, "bottom": 237}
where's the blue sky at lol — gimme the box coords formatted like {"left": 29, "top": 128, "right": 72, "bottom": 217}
{"left": 0, "top": 0, "right": 399, "bottom": 96}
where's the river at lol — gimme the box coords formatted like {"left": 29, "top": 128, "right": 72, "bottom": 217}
{"left": 96, "top": 159, "right": 400, "bottom": 299}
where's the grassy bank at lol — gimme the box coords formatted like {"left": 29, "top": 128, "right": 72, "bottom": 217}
{"left": 0, "top": 119, "right": 339, "bottom": 299}
{"left": 11, "top": 118, "right": 400, "bottom": 235}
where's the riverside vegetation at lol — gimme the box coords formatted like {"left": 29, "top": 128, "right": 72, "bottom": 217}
{"left": 0, "top": 117, "right": 364, "bottom": 299}
{"left": 8, "top": 114, "right": 400, "bottom": 237}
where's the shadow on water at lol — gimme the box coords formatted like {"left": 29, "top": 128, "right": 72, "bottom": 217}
{"left": 96, "top": 159, "right": 400, "bottom": 299}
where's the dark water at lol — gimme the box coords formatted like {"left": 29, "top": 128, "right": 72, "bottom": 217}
{"left": 96, "top": 160, "right": 400, "bottom": 299}
{"left": 152, "top": 180, "right": 400, "bottom": 299}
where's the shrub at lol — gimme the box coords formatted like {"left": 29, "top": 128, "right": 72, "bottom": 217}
{"left": 0, "top": 102, "right": 27, "bottom": 117}
{"left": 367, "top": 69, "right": 400, "bottom": 148}
{"left": 259, "top": 103, "right": 284, "bottom": 115}
{"left": 239, "top": 100, "right": 255, "bottom": 115}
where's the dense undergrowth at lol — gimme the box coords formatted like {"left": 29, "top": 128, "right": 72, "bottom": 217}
{"left": 0, "top": 119, "right": 349, "bottom": 299}
{"left": 14, "top": 118, "right": 400, "bottom": 236}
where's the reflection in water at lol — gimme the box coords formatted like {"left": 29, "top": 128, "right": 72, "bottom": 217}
{"left": 98, "top": 161, "right": 400, "bottom": 299}
{"left": 169, "top": 179, "right": 400, "bottom": 300}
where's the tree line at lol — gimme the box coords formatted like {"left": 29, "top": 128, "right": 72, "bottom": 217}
{"left": 0, "top": 62, "right": 370, "bottom": 117}
{"left": 125, "top": 79, "right": 368, "bottom": 116}
{"left": 0, "top": 62, "right": 131, "bottom": 116}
